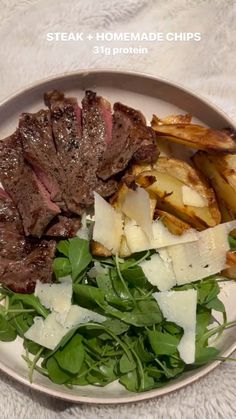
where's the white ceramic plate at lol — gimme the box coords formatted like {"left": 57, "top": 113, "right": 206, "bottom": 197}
{"left": 0, "top": 70, "right": 236, "bottom": 404}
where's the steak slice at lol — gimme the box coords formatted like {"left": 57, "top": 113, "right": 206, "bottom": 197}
{"left": 0, "top": 188, "right": 37, "bottom": 260}
{"left": 0, "top": 228, "right": 27, "bottom": 260}
{"left": 45, "top": 90, "right": 117, "bottom": 211}
{"left": 19, "top": 110, "right": 67, "bottom": 209}
{"left": 0, "top": 188, "right": 23, "bottom": 234}
{"left": 0, "top": 131, "right": 60, "bottom": 237}
{"left": 44, "top": 215, "right": 81, "bottom": 237}
{"left": 0, "top": 239, "right": 56, "bottom": 293}
{"left": 44, "top": 90, "right": 83, "bottom": 173}
{"left": 45, "top": 90, "right": 84, "bottom": 214}
{"left": 0, "top": 187, "right": 56, "bottom": 293}
{"left": 97, "top": 102, "right": 159, "bottom": 180}
{"left": 70, "top": 90, "right": 116, "bottom": 206}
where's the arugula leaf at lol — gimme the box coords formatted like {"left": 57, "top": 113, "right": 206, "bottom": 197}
{"left": 119, "top": 369, "right": 139, "bottom": 392}
{"left": 122, "top": 266, "right": 151, "bottom": 289}
{"left": 194, "top": 346, "right": 219, "bottom": 365}
{"left": 98, "top": 358, "right": 117, "bottom": 383}
{"left": 53, "top": 257, "right": 71, "bottom": 279}
{"left": 228, "top": 234, "right": 236, "bottom": 249}
{"left": 205, "top": 297, "right": 225, "bottom": 312}
{"left": 148, "top": 330, "right": 180, "bottom": 356}
{"left": 10, "top": 294, "right": 48, "bottom": 318}
{"left": 119, "top": 353, "right": 136, "bottom": 373}
{"left": 68, "top": 238, "right": 92, "bottom": 281}
{"left": 55, "top": 335, "right": 85, "bottom": 374}
{"left": 0, "top": 313, "right": 17, "bottom": 342}
{"left": 101, "top": 318, "right": 129, "bottom": 336}
{"left": 198, "top": 280, "right": 220, "bottom": 306}
{"left": 73, "top": 284, "right": 105, "bottom": 312}
{"left": 24, "top": 339, "right": 42, "bottom": 356}
{"left": 57, "top": 240, "right": 70, "bottom": 257}
{"left": 109, "top": 268, "right": 132, "bottom": 301}
{"left": 163, "top": 322, "right": 183, "bottom": 335}
{"left": 155, "top": 358, "right": 184, "bottom": 379}
{"left": 8, "top": 301, "right": 34, "bottom": 337}
{"left": 46, "top": 357, "right": 73, "bottom": 384}
{"left": 196, "top": 309, "right": 212, "bottom": 340}
{"left": 133, "top": 336, "right": 155, "bottom": 362}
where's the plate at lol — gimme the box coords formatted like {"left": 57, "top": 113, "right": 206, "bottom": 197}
{"left": 0, "top": 70, "right": 236, "bottom": 404}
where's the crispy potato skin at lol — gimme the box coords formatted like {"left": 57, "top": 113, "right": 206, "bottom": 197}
{"left": 155, "top": 209, "right": 191, "bottom": 235}
{"left": 193, "top": 152, "right": 236, "bottom": 215}
{"left": 217, "top": 199, "right": 235, "bottom": 222}
{"left": 132, "top": 157, "right": 221, "bottom": 231}
{"left": 151, "top": 117, "right": 236, "bottom": 152}
{"left": 152, "top": 114, "right": 192, "bottom": 125}
{"left": 90, "top": 240, "right": 112, "bottom": 257}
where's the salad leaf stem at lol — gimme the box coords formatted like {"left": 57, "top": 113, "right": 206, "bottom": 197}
{"left": 114, "top": 253, "right": 135, "bottom": 303}
{"left": 22, "top": 347, "right": 45, "bottom": 382}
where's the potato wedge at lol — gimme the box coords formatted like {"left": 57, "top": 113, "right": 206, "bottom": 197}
{"left": 90, "top": 240, "right": 112, "bottom": 257}
{"left": 91, "top": 234, "right": 132, "bottom": 258}
{"left": 217, "top": 198, "right": 235, "bottom": 222}
{"left": 152, "top": 113, "right": 192, "bottom": 126}
{"left": 155, "top": 209, "right": 191, "bottom": 235}
{"left": 151, "top": 118, "right": 236, "bottom": 152}
{"left": 135, "top": 157, "right": 221, "bottom": 230}
{"left": 221, "top": 251, "right": 236, "bottom": 279}
{"left": 193, "top": 152, "right": 236, "bottom": 214}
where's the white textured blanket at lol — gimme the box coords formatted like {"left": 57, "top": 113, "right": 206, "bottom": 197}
{"left": 0, "top": 0, "right": 236, "bottom": 417}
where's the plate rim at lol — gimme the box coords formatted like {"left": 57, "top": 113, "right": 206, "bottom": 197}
{"left": 0, "top": 68, "right": 235, "bottom": 404}
{"left": 0, "top": 68, "right": 235, "bottom": 128}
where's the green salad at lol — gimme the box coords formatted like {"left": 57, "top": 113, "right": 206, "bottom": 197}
{"left": 0, "top": 237, "right": 235, "bottom": 393}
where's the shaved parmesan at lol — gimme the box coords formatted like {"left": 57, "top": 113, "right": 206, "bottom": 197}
{"left": 140, "top": 251, "right": 176, "bottom": 291}
{"left": 63, "top": 305, "right": 106, "bottom": 329}
{"left": 35, "top": 279, "right": 72, "bottom": 314}
{"left": 93, "top": 192, "right": 123, "bottom": 253}
{"left": 124, "top": 219, "right": 150, "bottom": 253}
{"left": 122, "top": 187, "right": 153, "bottom": 239}
{"left": 24, "top": 306, "right": 106, "bottom": 350}
{"left": 152, "top": 220, "right": 198, "bottom": 248}
{"left": 24, "top": 313, "right": 66, "bottom": 350}
{"left": 153, "top": 289, "right": 197, "bottom": 364}
{"left": 124, "top": 219, "right": 198, "bottom": 253}
{"left": 182, "top": 185, "right": 207, "bottom": 207}
{"left": 167, "top": 221, "right": 236, "bottom": 285}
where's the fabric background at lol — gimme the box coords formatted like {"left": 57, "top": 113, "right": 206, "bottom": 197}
{"left": 0, "top": 0, "right": 236, "bottom": 417}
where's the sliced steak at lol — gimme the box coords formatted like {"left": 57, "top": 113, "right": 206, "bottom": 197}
{"left": 0, "top": 131, "right": 60, "bottom": 237}
{"left": 0, "top": 188, "right": 36, "bottom": 260}
{"left": 0, "top": 239, "right": 56, "bottom": 293}
{"left": 0, "top": 229, "right": 26, "bottom": 260}
{"left": 44, "top": 90, "right": 82, "bottom": 172}
{"left": 45, "top": 90, "right": 84, "bottom": 214}
{"left": 97, "top": 102, "right": 159, "bottom": 180}
{"left": 44, "top": 215, "right": 81, "bottom": 237}
{"left": 72, "top": 90, "right": 116, "bottom": 206}
{"left": 19, "top": 110, "right": 67, "bottom": 209}
{"left": 45, "top": 90, "right": 117, "bottom": 211}
{"left": 0, "top": 188, "right": 23, "bottom": 234}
